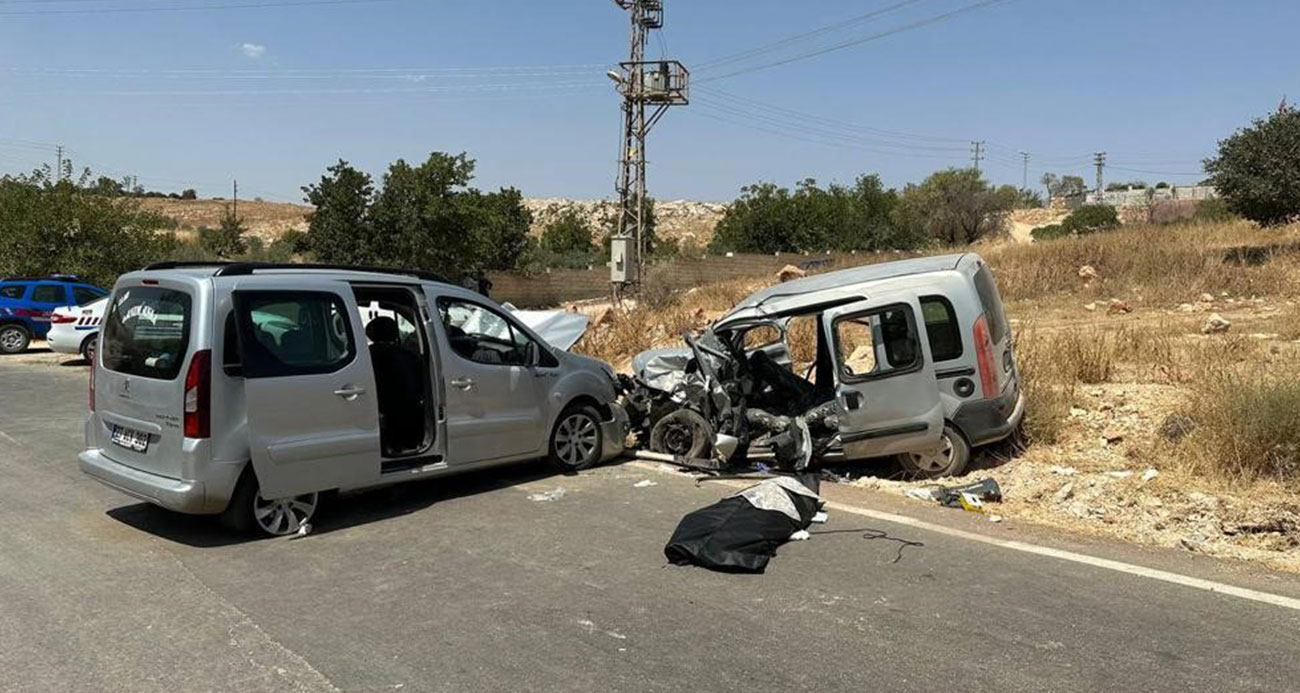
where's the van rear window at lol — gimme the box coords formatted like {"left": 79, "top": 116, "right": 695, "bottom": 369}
{"left": 101, "top": 287, "right": 192, "bottom": 380}
{"left": 972, "top": 266, "right": 1009, "bottom": 344}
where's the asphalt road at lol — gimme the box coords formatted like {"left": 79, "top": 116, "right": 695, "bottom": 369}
{"left": 4, "top": 355, "right": 1300, "bottom": 692}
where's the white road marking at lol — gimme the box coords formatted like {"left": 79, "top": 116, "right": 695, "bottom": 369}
{"left": 0, "top": 430, "right": 21, "bottom": 446}
{"left": 627, "top": 461, "right": 1300, "bottom": 613}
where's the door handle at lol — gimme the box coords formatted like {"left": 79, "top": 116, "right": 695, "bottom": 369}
{"left": 450, "top": 377, "right": 474, "bottom": 390}
{"left": 333, "top": 386, "right": 366, "bottom": 400}
{"left": 843, "top": 391, "right": 863, "bottom": 410}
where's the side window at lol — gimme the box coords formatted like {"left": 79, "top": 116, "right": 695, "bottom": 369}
{"left": 0, "top": 285, "right": 27, "bottom": 300}
{"left": 438, "top": 298, "right": 535, "bottom": 367}
{"left": 234, "top": 292, "right": 355, "bottom": 378}
{"left": 972, "top": 266, "right": 1009, "bottom": 344}
{"left": 919, "top": 296, "right": 963, "bottom": 362}
{"left": 31, "top": 285, "right": 66, "bottom": 304}
{"left": 73, "top": 287, "right": 107, "bottom": 306}
{"left": 741, "top": 324, "right": 782, "bottom": 352}
{"left": 833, "top": 305, "right": 920, "bottom": 380}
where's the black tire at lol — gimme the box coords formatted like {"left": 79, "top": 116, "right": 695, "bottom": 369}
{"left": 546, "top": 404, "right": 604, "bottom": 472}
{"left": 0, "top": 324, "right": 31, "bottom": 355}
{"left": 649, "top": 409, "right": 714, "bottom": 459}
{"left": 897, "top": 423, "right": 971, "bottom": 479}
{"left": 220, "top": 468, "right": 320, "bottom": 537}
{"left": 80, "top": 334, "right": 97, "bottom": 364}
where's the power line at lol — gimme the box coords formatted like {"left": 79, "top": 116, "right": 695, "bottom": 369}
{"left": 693, "top": 0, "right": 928, "bottom": 72}
{"left": 0, "top": 0, "right": 397, "bottom": 16}
{"left": 696, "top": 0, "right": 1021, "bottom": 84}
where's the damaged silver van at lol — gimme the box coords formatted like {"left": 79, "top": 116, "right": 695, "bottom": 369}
{"left": 79, "top": 262, "right": 627, "bottom": 536}
{"left": 623, "top": 252, "right": 1023, "bottom": 478}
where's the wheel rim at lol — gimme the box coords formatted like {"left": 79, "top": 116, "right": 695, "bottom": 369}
{"left": 555, "top": 413, "right": 599, "bottom": 466}
{"left": 661, "top": 420, "right": 698, "bottom": 455}
{"left": 252, "top": 491, "right": 318, "bottom": 535}
{"left": 0, "top": 328, "right": 24, "bottom": 352}
{"left": 907, "top": 433, "right": 955, "bottom": 473}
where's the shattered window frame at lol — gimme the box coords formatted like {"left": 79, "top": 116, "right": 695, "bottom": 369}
{"left": 829, "top": 302, "right": 924, "bottom": 384}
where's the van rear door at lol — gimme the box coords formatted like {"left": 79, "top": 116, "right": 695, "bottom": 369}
{"left": 231, "top": 281, "right": 380, "bottom": 499}
{"left": 822, "top": 294, "right": 945, "bottom": 459}
{"left": 96, "top": 281, "right": 196, "bottom": 480}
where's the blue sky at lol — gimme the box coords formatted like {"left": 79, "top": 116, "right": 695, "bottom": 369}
{"left": 0, "top": 0, "right": 1295, "bottom": 203}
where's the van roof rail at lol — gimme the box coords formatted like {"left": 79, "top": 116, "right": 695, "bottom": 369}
{"left": 143, "top": 261, "right": 236, "bottom": 271}
{"left": 212, "top": 262, "right": 451, "bottom": 284}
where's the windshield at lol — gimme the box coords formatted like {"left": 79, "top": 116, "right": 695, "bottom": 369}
{"left": 101, "top": 286, "right": 192, "bottom": 380}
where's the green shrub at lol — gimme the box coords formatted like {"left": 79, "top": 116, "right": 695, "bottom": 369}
{"left": 1030, "top": 224, "right": 1068, "bottom": 241}
{"left": 1062, "top": 204, "right": 1119, "bottom": 234}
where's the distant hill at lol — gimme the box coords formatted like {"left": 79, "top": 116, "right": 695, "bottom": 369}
{"left": 145, "top": 197, "right": 729, "bottom": 248}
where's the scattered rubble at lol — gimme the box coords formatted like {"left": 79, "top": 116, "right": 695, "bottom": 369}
{"left": 776, "top": 264, "right": 807, "bottom": 282}
{"left": 1078, "top": 265, "right": 1098, "bottom": 281}
{"left": 1201, "top": 313, "right": 1232, "bottom": 334}
{"left": 1106, "top": 299, "right": 1132, "bottom": 315}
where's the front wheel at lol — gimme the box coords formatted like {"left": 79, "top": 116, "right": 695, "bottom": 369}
{"left": 0, "top": 324, "right": 31, "bottom": 355}
{"left": 546, "top": 404, "right": 604, "bottom": 472}
{"left": 221, "top": 470, "right": 319, "bottom": 537}
{"left": 897, "top": 424, "right": 971, "bottom": 479}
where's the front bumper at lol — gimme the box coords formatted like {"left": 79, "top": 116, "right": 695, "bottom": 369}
{"left": 599, "top": 401, "right": 631, "bottom": 462}
{"left": 78, "top": 447, "right": 210, "bottom": 514}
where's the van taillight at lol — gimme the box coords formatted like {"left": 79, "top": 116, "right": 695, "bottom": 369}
{"left": 973, "top": 315, "right": 998, "bottom": 399}
{"left": 88, "top": 359, "right": 96, "bottom": 412}
{"left": 183, "top": 350, "right": 211, "bottom": 439}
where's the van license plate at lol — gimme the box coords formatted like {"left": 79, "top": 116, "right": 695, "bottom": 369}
{"left": 110, "top": 425, "right": 150, "bottom": 452}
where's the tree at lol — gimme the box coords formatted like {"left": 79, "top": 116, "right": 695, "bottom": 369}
{"left": 542, "top": 208, "right": 595, "bottom": 254}
{"left": 1042, "top": 172, "right": 1086, "bottom": 200}
{"left": 1016, "top": 189, "right": 1045, "bottom": 209}
{"left": 893, "top": 168, "right": 1015, "bottom": 245}
{"left": 0, "top": 167, "right": 176, "bottom": 287}
{"left": 198, "top": 205, "right": 249, "bottom": 258}
{"left": 180, "top": 188, "right": 197, "bottom": 200}
{"left": 709, "top": 175, "right": 908, "bottom": 254}
{"left": 1205, "top": 105, "right": 1300, "bottom": 226}
{"left": 303, "top": 152, "right": 532, "bottom": 277}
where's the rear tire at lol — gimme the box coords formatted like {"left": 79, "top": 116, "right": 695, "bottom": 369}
{"left": 220, "top": 468, "right": 319, "bottom": 537}
{"left": 897, "top": 424, "right": 971, "bottom": 479}
{"left": 546, "top": 404, "right": 604, "bottom": 472}
{"left": 0, "top": 324, "right": 31, "bottom": 355}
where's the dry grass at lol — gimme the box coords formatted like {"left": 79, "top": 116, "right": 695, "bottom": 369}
{"left": 983, "top": 220, "right": 1300, "bottom": 304}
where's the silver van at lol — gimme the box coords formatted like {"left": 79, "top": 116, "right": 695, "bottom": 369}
{"left": 79, "top": 263, "right": 628, "bottom": 536}
{"left": 626, "top": 252, "right": 1023, "bottom": 478}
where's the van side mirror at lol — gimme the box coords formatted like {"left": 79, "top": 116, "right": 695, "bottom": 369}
{"left": 524, "top": 341, "right": 539, "bottom": 367}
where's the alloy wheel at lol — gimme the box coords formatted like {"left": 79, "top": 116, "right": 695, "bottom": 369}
{"left": 906, "top": 433, "right": 955, "bottom": 473}
{"left": 555, "top": 412, "right": 599, "bottom": 466}
{"left": 252, "top": 491, "right": 318, "bottom": 536}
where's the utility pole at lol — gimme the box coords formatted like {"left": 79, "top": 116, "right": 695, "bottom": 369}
{"left": 232, "top": 180, "right": 239, "bottom": 219}
{"left": 1019, "top": 151, "right": 1030, "bottom": 191}
{"left": 609, "top": 0, "right": 688, "bottom": 295}
{"left": 970, "top": 141, "right": 984, "bottom": 175}
{"left": 1093, "top": 152, "right": 1107, "bottom": 203}
{"left": 55, "top": 145, "right": 64, "bottom": 181}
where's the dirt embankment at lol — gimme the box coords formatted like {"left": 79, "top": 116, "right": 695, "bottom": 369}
{"left": 143, "top": 199, "right": 312, "bottom": 243}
